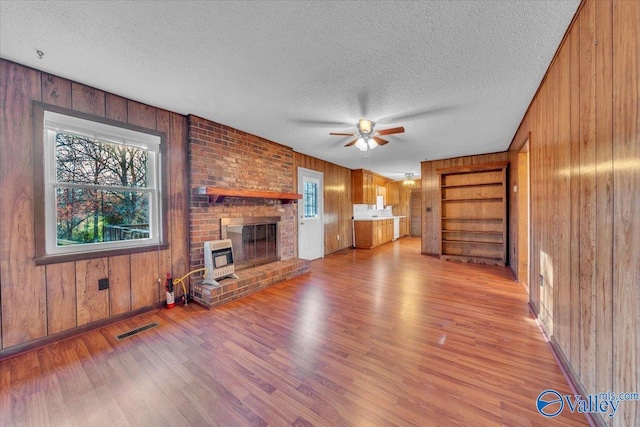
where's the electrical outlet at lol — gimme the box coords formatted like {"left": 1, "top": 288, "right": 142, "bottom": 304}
{"left": 337, "top": 234, "right": 340, "bottom": 240}
{"left": 98, "top": 278, "right": 109, "bottom": 291}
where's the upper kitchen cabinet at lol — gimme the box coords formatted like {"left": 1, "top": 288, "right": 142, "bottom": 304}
{"left": 386, "top": 181, "right": 399, "bottom": 206}
{"left": 352, "top": 169, "right": 376, "bottom": 204}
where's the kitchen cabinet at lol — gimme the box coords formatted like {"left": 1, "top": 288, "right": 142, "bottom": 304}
{"left": 399, "top": 217, "right": 407, "bottom": 237}
{"left": 354, "top": 219, "right": 394, "bottom": 249}
{"left": 436, "top": 162, "right": 508, "bottom": 266}
{"left": 352, "top": 169, "right": 376, "bottom": 204}
{"left": 386, "top": 181, "right": 399, "bottom": 206}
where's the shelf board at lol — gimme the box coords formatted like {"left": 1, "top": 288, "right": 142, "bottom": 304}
{"left": 440, "top": 254, "right": 505, "bottom": 266}
{"left": 442, "top": 240, "right": 504, "bottom": 246}
{"left": 440, "top": 182, "right": 502, "bottom": 188}
{"left": 442, "top": 197, "right": 503, "bottom": 202}
{"left": 442, "top": 230, "right": 503, "bottom": 235}
{"left": 194, "top": 186, "right": 302, "bottom": 204}
{"left": 436, "top": 161, "right": 509, "bottom": 175}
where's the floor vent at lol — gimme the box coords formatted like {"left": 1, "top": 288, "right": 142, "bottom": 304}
{"left": 115, "top": 322, "right": 158, "bottom": 341}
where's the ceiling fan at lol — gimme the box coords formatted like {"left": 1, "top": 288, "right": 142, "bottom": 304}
{"left": 330, "top": 119, "right": 404, "bottom": 151}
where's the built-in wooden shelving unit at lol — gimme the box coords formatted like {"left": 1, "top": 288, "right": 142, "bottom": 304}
{"left": 194, "top": 186, "right": 302, "bottom": 204}
{"left": 436, "top": 161, "right": 508, "bottom": 266}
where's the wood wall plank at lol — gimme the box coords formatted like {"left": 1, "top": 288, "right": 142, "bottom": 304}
{"left": 155, "top": 109, "right": 174, "bottom": 297}
{"left": 46, "top": 263, "right": 77, "bottom": 334}
{"left": 41, "top": 74, "right": 71, "bottom": 108}
{"left": 127, "top": 100, "right": 157, "bottom": 129}
{"left": 76, "top": 258, "right": 109, "bottom": 326}
{"left": 0, "top": 60, "right": 47, "bottom": 349}
{"left": 568, "top": 21, "right": 582, "bottom": 380}
{"left": 578, "top": 2, "right": 598, "bottom": 394}
{"left": 594, "top": 0, "right": 614, "bottom": 404}
{"left": 515, "top": 148, "right": 527, "bottom": 285}
{"left": 421, "top": 161, "right": 436, "bottom": 255}
{"left": 168, "top": 113, "right": 190, "bottom": 282}
{"left": 130, "top": 251, "right": 160, "bottom": 310}
{"left": 555, "top": 37, "right": 572, "bottom": 356}
{"left": 71, "top": 82, "right": 106, "bottom": 117}
{"left": 528, "top": 97, "right": 540, "bottom": 309}
{"left": 612, "top": 1, "right": 639, "bottom": 426}
{"left": 550, "top": 52, "right": 560, "bottom": 336}
{"left": 105, "top": 93, "right": 127, "bottom": 122}
{"left": 108, "top": 255, "right": 131, "bottom": 316}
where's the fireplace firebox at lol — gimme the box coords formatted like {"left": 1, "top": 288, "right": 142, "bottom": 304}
{"left": 221, "top": 217, "right": 280, "bottom": 270}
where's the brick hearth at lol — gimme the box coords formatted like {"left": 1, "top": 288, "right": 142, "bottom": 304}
{"left": 190, "top": 258, "right": 310, "bottom": 309}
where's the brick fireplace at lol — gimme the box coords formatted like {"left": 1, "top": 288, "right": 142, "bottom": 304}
{"left": 188, "top": 115, "right": 308, "bottom": 307}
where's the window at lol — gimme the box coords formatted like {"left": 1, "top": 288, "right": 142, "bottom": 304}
{"left": 303, "top": 179, "right": 318, "bottom": 218}
{"left": 36, "top": 106, "right": 165, "bottom": 260}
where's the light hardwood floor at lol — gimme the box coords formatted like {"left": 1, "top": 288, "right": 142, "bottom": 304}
{"left": 0, "top": 238, "right": 588, "bottom": 426}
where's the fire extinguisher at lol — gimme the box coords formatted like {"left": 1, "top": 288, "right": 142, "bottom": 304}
{"left": 165, "top": 273, "right": 175, "bottom": 309}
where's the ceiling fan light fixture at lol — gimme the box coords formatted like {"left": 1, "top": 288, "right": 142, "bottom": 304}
{"left": 358, "top": 119, "right": 373, "bottom": 134}
{"left": 331, "top": 118, "right": 403, "bottom": 150}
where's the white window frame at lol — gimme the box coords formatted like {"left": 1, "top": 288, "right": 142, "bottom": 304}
{"left": 42, "top": 110, "right": 163, "bottom": 255}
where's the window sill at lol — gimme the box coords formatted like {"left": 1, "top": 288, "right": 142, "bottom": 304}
{"left": 34, "top": 243, "right": 169, "bottom": 266}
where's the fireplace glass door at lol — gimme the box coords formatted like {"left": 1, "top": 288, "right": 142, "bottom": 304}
{"left": 222, "top": 217, "right": 280, "bottom": 269}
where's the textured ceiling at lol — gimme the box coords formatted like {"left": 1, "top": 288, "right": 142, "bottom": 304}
{"left": 0, "top": 1, "right": 580, "bottom": 180}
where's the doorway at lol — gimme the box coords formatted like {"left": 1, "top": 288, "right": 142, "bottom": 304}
{"left": 517, "top": 140, "right": 530, "bottom": 291}
{"left": 297, "top": 167, "right": 324, "bottom": 260}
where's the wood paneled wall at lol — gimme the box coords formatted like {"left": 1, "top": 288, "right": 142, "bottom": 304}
{"left": 420, "top": 152, "right": 510, "bottom": 256}
{"left": 294, "top": 153, "right": 353, "bottom": 254}
{"left": 508, "top": 1, "right": 639, "bottom": 425}
{"left": 0, "top": 60, "right": 189, "bottom": 353}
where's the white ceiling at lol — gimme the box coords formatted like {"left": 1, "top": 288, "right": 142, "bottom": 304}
{"left": 0, "top": 1, "right": 579, "bottom": 180}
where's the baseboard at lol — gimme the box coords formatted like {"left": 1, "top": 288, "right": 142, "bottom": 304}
{"left": 0, "top": 304, "right": 162, "bottom": 362}
{"left": 548, "top": 337, "right": 605, "bottom": 427}
{"left": 528, "top": 300, "right": 539, "bottom": 317}
{"left": 527, "top": 303, "right": 603, "bottom": 427}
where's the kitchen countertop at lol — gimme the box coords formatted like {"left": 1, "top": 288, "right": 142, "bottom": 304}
{"left": 353, "top": 216, "right": 406, "bottom": 221}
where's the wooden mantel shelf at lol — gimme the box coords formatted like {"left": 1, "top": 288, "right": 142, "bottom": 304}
{"left": 194, "top": 186, "right": 302, "bottom": 204}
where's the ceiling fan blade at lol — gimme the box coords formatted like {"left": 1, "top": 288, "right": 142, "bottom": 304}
{"left": 344, "top": 138, "right": 359, "bottom": 147}
{"left": 377, "top": 126, "right": 405, "bottom": 136}
{"left": 330, "top": 132, "right": 355, "bottom": 136}
{"left": 373, "top": 136, "right": 389, "bottom": 146}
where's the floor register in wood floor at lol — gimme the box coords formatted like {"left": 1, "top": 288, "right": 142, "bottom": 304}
{"left": 0, "top": 238, "right": 588, "bottom": 426}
